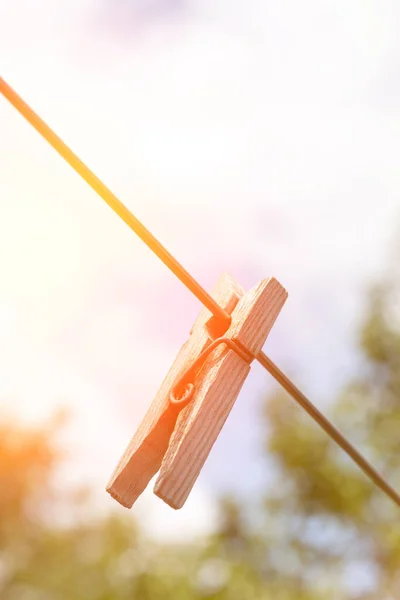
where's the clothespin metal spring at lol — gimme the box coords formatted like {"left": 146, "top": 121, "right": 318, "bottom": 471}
{"left": 170, "top": 336, "right": 254, "bottom": 408}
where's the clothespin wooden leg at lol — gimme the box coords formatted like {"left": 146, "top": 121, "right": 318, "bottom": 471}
{"left": 106, "top": 273, "right": 245, "bottom": 508}
{"left": 154, "top": 276, "right": 287, "bottom": 508}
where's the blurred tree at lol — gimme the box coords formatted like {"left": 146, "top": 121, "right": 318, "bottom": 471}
{"left": 256, "top": 279, "right": 400, "bottom": 599}
{"left": 2, "top": 275, "right": 400, "bottom": 600}
{"left": 0, "top": 414, "right": 201, "bottom": 600}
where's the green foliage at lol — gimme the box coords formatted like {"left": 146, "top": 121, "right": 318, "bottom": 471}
{"left": 261, "top": 280, "right": 400, "bottom": 598}
{"left": 2, "top": 277, "right": 400, "bottom": 598}
{"left": 0, "top": 417, "right": 199, "bottom": 599}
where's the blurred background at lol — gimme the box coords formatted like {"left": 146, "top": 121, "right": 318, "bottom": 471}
{"left": 1, "top": 1, "right": 400, "bottom": 598}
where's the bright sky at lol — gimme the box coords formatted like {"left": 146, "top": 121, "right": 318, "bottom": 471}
{"left": 1, "top": 0, "right": 400, "bottom": 540}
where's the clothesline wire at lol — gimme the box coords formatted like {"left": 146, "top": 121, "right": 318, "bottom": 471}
{"left": 2, "top": 76, "right": 400, "bottom": 511}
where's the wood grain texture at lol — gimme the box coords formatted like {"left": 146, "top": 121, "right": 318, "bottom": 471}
{"left": 154, "top": 277, "right": 287, "bottom": 509}
{"left": 106, "top": 273, "right": 244, "bottom": 508}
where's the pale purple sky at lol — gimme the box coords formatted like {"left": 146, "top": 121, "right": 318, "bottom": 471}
{"left": 1, "top": 0, "right": 400, "bottom": 539}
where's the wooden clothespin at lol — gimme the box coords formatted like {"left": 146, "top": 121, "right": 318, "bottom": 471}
{"left": 107, "top": 273, "right": 287, "bottom": 509}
